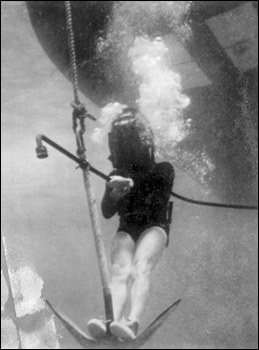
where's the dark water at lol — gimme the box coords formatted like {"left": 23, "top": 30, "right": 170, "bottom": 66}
{"left": 1, "top": 2, "right": 258, "bottom": 349}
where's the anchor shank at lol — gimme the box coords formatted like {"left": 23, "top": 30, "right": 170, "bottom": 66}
{"left": 82, "top": 167, "right": 114, "bottom": 321}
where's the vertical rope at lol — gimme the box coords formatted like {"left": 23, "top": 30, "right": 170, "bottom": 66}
{"left": 65, "top": 1, "right": 80, "bottom": 106}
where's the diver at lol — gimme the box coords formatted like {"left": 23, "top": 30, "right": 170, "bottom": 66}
{"left": 88, "top": 107, "right": 175, "bottom": 341}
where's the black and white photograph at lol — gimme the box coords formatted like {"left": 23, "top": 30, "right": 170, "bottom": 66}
{"left": 1, "top": 1, "right": 258, "bottom": 349}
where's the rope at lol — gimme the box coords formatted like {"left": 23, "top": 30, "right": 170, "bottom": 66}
{"left": 65, "top": 0, "right": 84, "bottom": 157}
{"left": 65, "top": 1, "right": 97, "bottom": 159}
{"left": 171, "top": 191, "right": 258, "bottom": 210}
{"left": 65, "top": 1, "right": 80, "bottom": 106}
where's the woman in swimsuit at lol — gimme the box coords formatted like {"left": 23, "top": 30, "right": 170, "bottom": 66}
{"left": 88, "top": 107, "right": 174, "bottom": 341}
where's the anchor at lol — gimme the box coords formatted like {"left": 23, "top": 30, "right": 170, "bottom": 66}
{"left": 36, "top": 135, "right": 181, "bottom": 348}
{"left": 46, "top": 299, "right": 181, "bottom": 349}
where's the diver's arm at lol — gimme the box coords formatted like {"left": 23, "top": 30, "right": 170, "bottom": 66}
{"left": 101, "top": 183, "right": 119, "bottom": 219}
{"left": 109, "top": 176, "right": 134, "bottom": 197}
{"left": 101, "top": 174, "right": 134, "bottom": 219}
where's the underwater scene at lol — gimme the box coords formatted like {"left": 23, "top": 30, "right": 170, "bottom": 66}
{"left": 1, "top": 1, "right": 258, "bottom": 349}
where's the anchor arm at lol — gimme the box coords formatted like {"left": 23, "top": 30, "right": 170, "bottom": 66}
{"left": 81, "top": 168, "right": 114, "bottom": 322}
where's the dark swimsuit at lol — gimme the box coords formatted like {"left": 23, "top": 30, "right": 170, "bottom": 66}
{"left": 101, "top": 162, "right": 175, "bottom": 245}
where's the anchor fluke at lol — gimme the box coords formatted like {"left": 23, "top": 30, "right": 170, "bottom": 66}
{"left": 46, "top": 299, "right": 181, "bottom": 349}
{"left": 45, "top": 300, "right": 99, "bottom": 348}
{"left": 133, "top": 299, "right": 182, "bottom": 348}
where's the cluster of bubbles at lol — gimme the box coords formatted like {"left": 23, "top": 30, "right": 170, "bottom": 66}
{"left": 93, "top": 36, "right": 191, "bottom": 152}
{"left": 92, "top": 1, "right": 216, "bottom": 189}
{"left": 129, "top": 36, "right": 191, "bottom": 149}
{"left": 96, "top": 1, "right": 193, "bottom": 100}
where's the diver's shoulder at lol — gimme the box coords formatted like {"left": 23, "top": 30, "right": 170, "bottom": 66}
{"left": 108, "top": 169, "right": 129, "bottom": 177}
{"left": 108, "top": 169, "right": 118, "bottom": 177}
{"left": 155, "top": 161, "right": 175, "bottom": 174}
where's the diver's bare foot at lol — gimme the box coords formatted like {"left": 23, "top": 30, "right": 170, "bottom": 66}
{"left": 110, "top": 319, "right": 139, "bottom": 341}
{"left": 87, "top": 319, "right": 107, "bottom": 340}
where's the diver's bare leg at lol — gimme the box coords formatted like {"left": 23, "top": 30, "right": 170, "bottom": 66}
{"left": 128, "top": 227, "right": 167, "bottom": 323}
{"left": 110, "top": 231, "right": 135, "bottom": 321}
